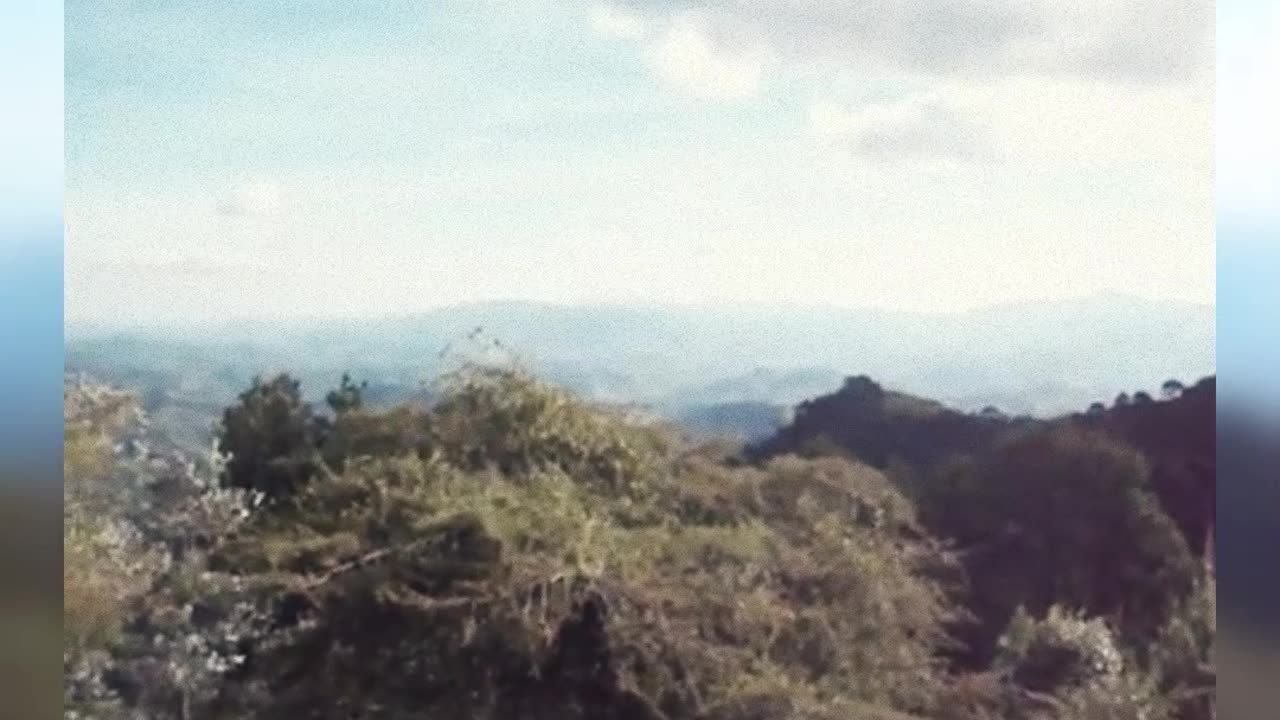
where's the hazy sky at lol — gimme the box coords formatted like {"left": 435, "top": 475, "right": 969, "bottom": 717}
{"left": 65, "top": 0, "right": 1225, "bottom": 326}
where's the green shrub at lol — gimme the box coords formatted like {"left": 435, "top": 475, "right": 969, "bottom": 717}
{"left": 201, "top": 366, "right": 958, "bottom": 719}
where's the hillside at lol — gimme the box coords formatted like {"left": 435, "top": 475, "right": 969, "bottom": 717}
{"left": 64, "top": 364, "right": 1215, "bottom": 720}
{"left": 751, "top": 372, "right": 1216, "bottom": 673}
{"left": 749, "top": 375, "right": 1029, "bottom": 469}
{"left": 752, "top": 372, "right": 1215, "bottom": 556}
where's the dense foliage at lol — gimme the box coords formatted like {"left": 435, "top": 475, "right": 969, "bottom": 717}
{"left": 63, "top": 366, "right": 1215, "bottom": 719}
{"left": 923, "top": 427, "right": 1197, "bottom": 661}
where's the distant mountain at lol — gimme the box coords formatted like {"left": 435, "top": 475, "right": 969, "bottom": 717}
{"left": 676, "top": 402, "right": 791, "bottom": 443}
{"left": 669, "top": 367, "right": 846, "bottom": 408}
{"left": 65, "top": 294, "right": 1214, "bottom": 451}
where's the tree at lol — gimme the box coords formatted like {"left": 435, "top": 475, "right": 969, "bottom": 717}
{"left": 217, "top": 374, "right": 324, "bottom": 501}
{"left": 922, "top": 427, "right": 1197, "bottom": 661}
{"left": 980, "top": 406, "right": 1006, "bottom": 420}
{"left": 64, "top": 378, "right": 259, "bottom": 720}
{"left": 64, "top": 385, "right": 158, "bottom": 676}
{"left": 1086, "top": 402, "right": 1106, "bottom": 418}
{"left": 1133, "top": 391, "right": 1154, "bottom": 405}
{"left": 325, "top": 372, "right": 367, "bottom": 415}
{"left": 1113, "top": 392, "right": 1132, "bottom": 408}
{"left": 1161, "top": 379, "right": 1185, "bottom": 400}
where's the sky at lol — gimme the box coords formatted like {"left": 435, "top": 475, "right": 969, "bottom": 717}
{"left": 64, "top": 0, "right": 1225, "bottom": 326}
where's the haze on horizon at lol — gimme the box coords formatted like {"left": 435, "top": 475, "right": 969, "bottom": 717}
{"left": 66, "top": 0, "right": 1221, "bottom": 328}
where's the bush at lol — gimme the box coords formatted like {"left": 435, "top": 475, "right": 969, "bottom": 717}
{"left": 995, "top": 606, "right": 1124, "bottom": 694}
{"left": 1149, "top": 577, "right": 1215, "bottom": 720}
{"left": 198, "top": 366, "right": 959, "bottom": 719}
{"left": 992, "top": 606, "right": 1170, "bottom": 720}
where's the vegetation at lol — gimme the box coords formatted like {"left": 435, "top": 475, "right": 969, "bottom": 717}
{"left": 63, "top": 363, "right": 1216, "bottom": 719}
{"left": 921, "top": 427, "right": 1197, "bottom": 662}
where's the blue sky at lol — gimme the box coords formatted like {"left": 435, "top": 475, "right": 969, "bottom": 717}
{"left": 64, "top": 0, "right": 1223, "bottom": 326}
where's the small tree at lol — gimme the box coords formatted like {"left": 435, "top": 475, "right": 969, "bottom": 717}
{"left": 1161, "top": 379, "right": 1185, "bottom": 400}
{"left": 217, "top": 374, "right": 324, "bottom": 501}
{"left": 1113, "top": 392, "right": 1132, "bottom": 408}
{"left": 326, "top": 373, "right": 367, "bottom": 415}
{"left": 1133, "top": 391, "right": 1154, "bottom": 405}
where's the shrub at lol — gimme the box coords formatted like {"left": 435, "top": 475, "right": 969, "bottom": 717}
{"left": 201, "top": 367, "right": 959, "bottom": 719}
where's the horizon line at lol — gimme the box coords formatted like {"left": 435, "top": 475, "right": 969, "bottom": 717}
{"left": 64, "top": 289, "right": 1217, "bottom": 338}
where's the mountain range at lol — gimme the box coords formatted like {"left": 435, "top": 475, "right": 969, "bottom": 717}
{"left": 65, "top": 294, "right": 1214, "bottom": 450}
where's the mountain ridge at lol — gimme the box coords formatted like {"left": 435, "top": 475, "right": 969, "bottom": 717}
{"left": 65, "top": 293, "right": 1214, "bottom": 451}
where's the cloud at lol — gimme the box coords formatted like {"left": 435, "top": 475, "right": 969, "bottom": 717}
{"left": 609, "top": 1, "right": 1211, "bottom": 84}
{"left": 589, "top": 0, "right": 1212, "bottom": 176}
{"left": 1056, "top": 1, "right": 1214, "bottom": 84}
{"left": 215, "top": 181, "right": 283, "bottom": 216}
{"left": 642, "top": 12, "right": 769, "bottom": 100}
{"left": 804, "top": 72, "right": 1211, "bottom": 208}
{"left": 590, "top": 4, "right": 647, "bottom": 39}
{"left": 75, "top": 256, "right": 263, "bottom": 275}
{"left": 810, "top": 94, "right": 996, "bottom": 163}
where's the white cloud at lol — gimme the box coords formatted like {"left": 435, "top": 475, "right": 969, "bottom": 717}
{"left": 808, "top": 72, "right": 1211, "bottom": 198}
{"left": 810, "top": 92, "right": 996, "bottom": 163}
{"left": 642, "top": 12, "right": 769, "bottom": 100}
{"left": 590, "top": 4, "right": 647, "bottom": 40}
{"left": 608, "top": 0, "right": 1211, "bottom": 85}
{"left": 594, "top": 0, "right": 1212, "bottom": 181}
{"left": 215, "top": 180, "right": 284, "bottom": 216}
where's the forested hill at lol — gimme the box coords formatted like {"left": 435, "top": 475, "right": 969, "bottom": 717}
{"left": 752, "top": 368, "right": 1213, "bottom": 548}
{"left": 1077, "top": 377, "right": 1216, "bottom": 556}
{"left": 751, "top": 372, "right": 1216, "bottom": 672}
{"left": 65, "top": 365, "right": 1215, "bottom": 720}
{"left": 752, "top": 373, "right": 1215, "bottom": 557}
{"left": 749, "top": 375, "right": 1028, "bottom": 468}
